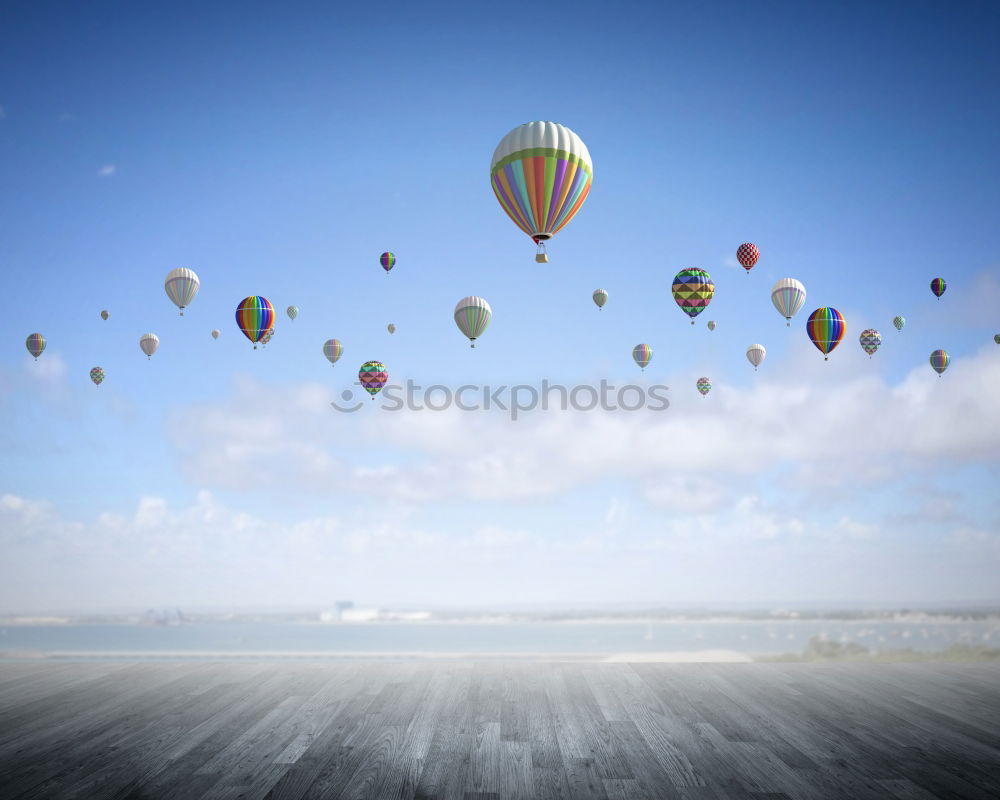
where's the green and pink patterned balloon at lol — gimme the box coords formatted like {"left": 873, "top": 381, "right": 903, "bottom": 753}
{"left": 359, "top": 361, "right": 388, "bottom": 398}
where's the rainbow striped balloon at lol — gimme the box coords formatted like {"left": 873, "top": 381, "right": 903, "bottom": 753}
{"left": 930, "top": 277, "right": 946, "bottom": 298}
{"left": 696, "top": 377, "right": 712, "bottom": 396}
{"left": 25, "top": 332, "right": 46, "bottom": 360}
{"left": 806, "top": 307, "right": 846, "bottom": 360}
{"left": 380, "top": 252, "right": 395, "bottom": 273}
{"left": 632, "top": 343, "right": 652, "bottom": 371}
{"left": 929, "top": 349, "right": 950, "bottom": 375}
{"left": 235, "top": 296, "right": 274, "bottom": 349}
{"left": 359, "top": 361, "right": 388, "bottom": 397}
{"left": 672, "top": 269, "right": 715, "bottom": 324}
{"left": 490, "top": 122, "right": 592, "bottom": 250}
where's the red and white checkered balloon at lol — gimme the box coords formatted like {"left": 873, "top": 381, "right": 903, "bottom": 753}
{"left": 737, "top": 242, "right": 760, "bottom": 272}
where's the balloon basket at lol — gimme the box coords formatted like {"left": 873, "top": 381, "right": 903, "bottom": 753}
{"left": 535, "top": 252, "right": 548, "bottom": 264}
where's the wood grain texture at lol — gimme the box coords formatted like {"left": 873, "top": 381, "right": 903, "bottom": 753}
{"left": 0, "top": 662, "right": 997, "bottom": 799}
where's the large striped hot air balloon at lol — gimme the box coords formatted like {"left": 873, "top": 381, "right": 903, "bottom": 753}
{"left": 454, "top": 296, "right": 492, "bottom": 348}
{"left": 359, "top": 361, "right": 388, "bottom": 398}
{"left": 746, "top": 344, "right": 766, "bottom": 371}
{"left": 235, "top": 296, "right": 274, "bottom": 349}
{"left": 930, "top": 277, "right": 946, "bottom": 298}
{"left": 929, "top": 349, "right": 950, "bottom": 375}
{"left": 25, "top": 333, "right": 46, "bottom": 360}
{"left": 632, "top": 344, "right": 652, "bottom": 371}
{"left": 164, "top": 268, "right": 200, "bottom": 315}
{"left": 323, "top": 339, "right": 343, "bottom": 365}
{"left": 736, "top": 243, "right": 760, "bottom": 274}
{"left": 696, "top": 377, "right": 712, "bottom": 396}
{"left": 672, "top": 269, "right": 714, "bottom": 324}
{"left": 806, "top": 307, "right": 846, "bottom": 360}
{"left": 859, "top": 329, "right": 882, "bottom": 358}
{"left": 771, "top": 278, "right": 806, "bottom": 326}
{"left": 490, "top": 121, "right": 592, "bottom": 263}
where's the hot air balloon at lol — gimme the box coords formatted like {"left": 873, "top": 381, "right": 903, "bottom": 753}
{"left": 90, "top": 366, "right": 105, "bottom": 386}
{"left": 101, "top": 310, "right": 109, "bottom": 321}
{"left": 696, "top": 377, "right": 712, "bottom": 396}
{"left": 737, "top": 243, "right": 759, "bottom": 274}
{"left": 235, "top": 296, "right": 274, "bottom": 349}
{"left": 287, "top": 306, "right": 299, "bottom": 320}
{"left": 929, "top": 349, "right": 950, "bottom": 375}
{"left": 707, "top": 321, "right": 716, "bottom": 331}
{"left": 632, "top": 344, "right": 652, "bottom": 371}
{"left": 139, "top": 333, "right": 160, "bottom": 360}
{"left": 211, "top": 329, "right": 220, "bottom": 340}
{"left": 359, "top": 361, "right": 388, "bottom": 398}
{"left": 672, "top": 269, "right": 714, "bottom": 324}
{"left": 994, "top": 334, "right": 1000, "bottom": 345}
{"left": 746, "top": 344, "right": 766, "bottom": 371}
{"left": 323, "top": 339, "right": 343, "bottom": 365}
{"left": 930, "top": 278, "right": 946, "bottom": 298}
{"left": 387, "top": 323, "right": 396, "bottom": 334}
{"left": 893, "top": 316, "right": 905, "bottom": 331}
{"left": 593, "top": 289, "right": 608, "bottom": 310}
{"left": 454, "top": 296, "right": 492, "bottom": 348}
{"left": 25, "top": 333, "right": 46, "bottom": 360}
{"left": 490, "top": 121, "right": 592, "bottom": 263}
{"left": 260, "top": 327, "right": 274, "bottom": 347}
{"left": 164, "top": 268, "right": 200, "bottom": 315}
{"left": 859, "top": 329, "right": 882, "bottom": 358}
{"left": 806, "top": 307, "right": 846, "bottom": 360}
{"left": 380, "top": 252, "right": 395, "bottom": 273}
{"left": 771, "top": 278, "right": 807, "bottom": 326}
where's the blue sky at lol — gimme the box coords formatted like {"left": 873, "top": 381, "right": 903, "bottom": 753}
{"left": 2, "top": 0, "right": 999, "bottom": 612}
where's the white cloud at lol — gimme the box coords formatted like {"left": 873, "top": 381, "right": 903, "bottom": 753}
{"left": 97, "top": 164, "right": 116, "bottom": 177}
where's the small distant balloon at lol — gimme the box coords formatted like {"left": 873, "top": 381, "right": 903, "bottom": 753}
{"left": 893, "top": 315, "right": 905, "bottom": 331}
{"left": 359, "top": 360, "right": 388, "bottom": 398}
{"left": 746, "top": 343, "right": 766, "bottom": 371}
{"left": 139, "top": 332, "right": 160, "bottom": 360}
{"left": 90, "top": 366, "right": 105, "bottom": 386}
{"left": 592, "top": 289, "right": 608, "bottom": 310}
{"left": 806, "top": 307, "right": 846, "bottom": 361}
{"left": 707, "top": 321, "right": 716, "bottom": 331}
{"left": 930, "top": 277, "right": 946, "bottom": 298}
{"left": 101, "top": 310, "right": 109, "bottom": 321}
{"left": 736, "top": 242, "right": 760, "bottom": 274}
{"left": 696, "top": 377, "right": 712, "bottom": 396}
{"left": 454, "top": 296, "right": 492, "bottom": 348}
{"left": 994, "top": 334, "right": 1000, "bottom": 345}
{"left": 672, "top": 269, "right": 714, "bottom": 324}
{"left": 25, "top": 333, "right": 46, "bottom": 360}
{"left": 859, "top": 329, "right": 882, "bottom": 358}
{"left": 632, "top": 344, "right": 652, "bottom": 371}
{"left": 164, "top": 268, "right": 200, "bottom": 315}
{"left": 287, "top": 306, "right": 299, "bottom": 320}
{"left": 323, "top": 339, "right": 344, "bottom": 365}
{"left": 260, "top": 327, "right": 274, "bottom": 347}
{"left": 387, "top": 323, "right": 396, "bottom": 334}
{"left": 380, "top": 252, "right": 396, "bottom": 273}
{"left": 929, "top": 349, "right": 950, "bottom": 375}
{"left": 211, "top": 329, "right": 220, "bottom": 340}
{"left": 235, "top": 296, "right": 275, "bottom": 349}
{"left": 771, "top": 278, "right": 806, "bottom": 326}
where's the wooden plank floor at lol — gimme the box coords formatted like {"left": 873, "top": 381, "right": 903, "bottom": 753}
{"left": 0, "top": 662, "right": 998, "bottom": 799}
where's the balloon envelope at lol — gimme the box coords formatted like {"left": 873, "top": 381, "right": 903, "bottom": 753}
{"left": 164, "top": 268, "right": 200, "bottom": 314}
{"left": 696, "top": 377, "right": 712, "bottom": 396}
{"left": 235, "top": 296, "right": 275, "bottom": 347}
{"left": 859, "top": 328, "right": 882, "bottom": 357}
{"left": 323, "top": 339, "right": 343, "bottom": 365}
{"left": 929, "top": 349, "right": 950, "bottom": 375}
{"left": 101, "top": 310, "right": 109, "bottom": 320}
{"left": 746, "top": 343, "right": 766, "bottom": 369}
{"left": 286, "top": 306, "right": 299, "bottom": 320}
{"left": 632, "top": 344, "right": 652, "bottom": 370}
{"left": 380, "top": 252, "right": 395, "bottom": 273}
{"left": 672, "top": 269, "right": 714, "bottom": 323}
{"left": 490, "top": 121, "right": 593, "bottom": 246}
{"left": 893, "top": 316, "right": 905, "bottom": 331}
{"left": 90, "top": 366, "right": 105, "bottom": 386}
{"left": 994, "top": 334, "right": 1000, "bottom": 345}
{"left": 139, "top": 333, "right": 160, "bottom": 359}
{"left": 25, "top": 333, "right": 46, "bottom": 360}
{"left": 771, "top": 278, "right": 806, "bottom": 324}
{"left": 930, "top": 277, "right": 947, "bottom": 298}
{"left": 707, "top": 321, "right": 716, "bottom": 331}
{"left": 806, "top": 307, "right": 846, "bottom": 359}
{"left": 737, "top": 243, "right": 760, "bottom": 272}
{"left": 454, "top": 296, "right": 492, "bottom": 347}
{"left": 211, "top": 329, "right": 220, "bottom": 339}
{"left": 387, "top": 324, "right": 396, "bottom": 334}
{"left": 593, "top": 288, "right": 608, "bottom": 309}
{"left": 359, "top": 360, "right": 388, "bottom": 397}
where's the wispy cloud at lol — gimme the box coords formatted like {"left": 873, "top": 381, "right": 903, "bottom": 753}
{"left": 97, "top": 164, "right": 117, "bottom": 177}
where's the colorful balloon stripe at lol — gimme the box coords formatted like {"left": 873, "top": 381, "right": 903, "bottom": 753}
{"left": 806, "top": 307, "right": 846, "bottom": 359}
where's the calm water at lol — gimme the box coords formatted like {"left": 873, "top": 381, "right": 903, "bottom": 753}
{"left": 1, "top": 620, "right": 997, "bottom": 660}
